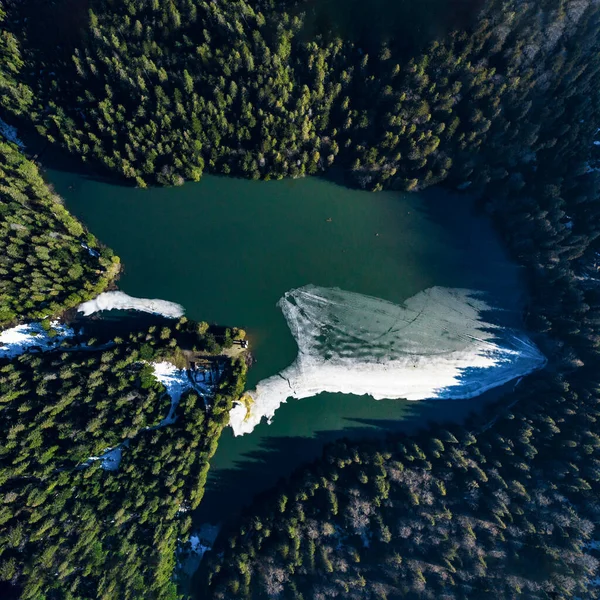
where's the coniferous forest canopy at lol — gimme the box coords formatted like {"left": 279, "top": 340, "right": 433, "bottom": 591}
{"left": 0, "top": 142, "right": 120, "bottom": 327}
{"left": 5, "top": 0, "right": 600, "bottom": 190}
{"left": 1, "top": 319, "right": 247, "bottom": 600}
{"left": 1, "top": 0, "right": 600, "bottom": 599}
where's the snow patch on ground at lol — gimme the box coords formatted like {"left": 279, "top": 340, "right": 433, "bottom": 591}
{"left": 0, "top": 119, "right": 24, "bottom": 147}
{"left": 229, "top": 286, "right": 547, "bottom": 436}
{"left": 151, "top": 361, "right": 218, "bottom": 426}
{"left": 0, "top": 321, "right": 75, "bottom": 359}
{"left": 81, "top": 242, "right": 100, "bottom": 258}
{"left": 78, "top": 291, "right": 184, "bottom": 318}
{"left": 179, "top": 523, "right": 221, "bottom": 577}
{"left": 152, "top": 361, "right": 193, "bottom": 426}
{"left": 87, "top": 446, "right": 124, "bottom": 471}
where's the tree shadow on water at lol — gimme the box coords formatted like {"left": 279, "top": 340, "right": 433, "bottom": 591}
{"left": 13, "top": 120, "right": 132, "bottom": 187}
{"left": 194, "top": 425, "right": 379, "bottom": 524}
{"left": 195, "top": 348, "right": 543, "bottom": 528}
{"left": 195, "top": 395, "right": 477, "bottom": 526}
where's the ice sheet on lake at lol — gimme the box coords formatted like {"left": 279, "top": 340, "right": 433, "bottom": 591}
{"left": 0, "top": 321, "right": 74, "bottom": 359}
{"left": 229, "top": 286, "right": 547, "bottom": 436}
{"left": 78, "top": 291, "right": 184, "bottom": 318}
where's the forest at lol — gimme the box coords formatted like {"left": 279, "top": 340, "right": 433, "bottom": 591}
{"left": 0, "top": 0, "right": 596, "bottom": 192}
{"left": 194, "top": 0, "right": 600, "bottom": 597}
{"left": 0, "top": 313, "right": 247, "bottom": 600}
{"left": 0, "top": 141, "right": 120, "bottom": 327}
{"left": 1, "top": 0, "right": 600, "bottom": 598}
{"left": 0, "top": 4, "right": 120, "bottom": 326}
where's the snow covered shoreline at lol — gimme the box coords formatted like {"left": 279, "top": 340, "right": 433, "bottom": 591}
{"left": 229, "top": 286, "right": 547, "bottom": 436}
{"left": 78, "top": 291, "right": 184, "bottom": 318}
{"left": 0, "top": 290, "right": 185, "bottom": 361}
{"left": 0, "top": 321, "right": 75, "bottom": 359}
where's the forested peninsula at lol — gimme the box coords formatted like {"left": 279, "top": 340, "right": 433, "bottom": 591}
{"left": 0, "top": 142, "right": 119, "bottom": 326}
{"left": 1, "top": 0, "right": 600, "bottom": 599}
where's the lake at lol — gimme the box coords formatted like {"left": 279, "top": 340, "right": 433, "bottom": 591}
{"left": 45, "top": 168, "right": 527, "bottom": 523}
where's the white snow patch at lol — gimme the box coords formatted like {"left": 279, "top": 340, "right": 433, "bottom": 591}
{"left": 81, "top": 361, "right": 219, "bottom": 471}
{"left": 81, "top": 242, "right": 100, "bottom": 258}
{"left": 87, "top": 446, "right": 123, "bottom": 471}
{"left": 151, "top": 361, "right": 218, "bottom": 426}
{"left": 229, "top": 286, "right": 547, "bottom": 436}
{"left": 179, "top": 523, "right": 221, "bottom": 577}
{"left": 80, "top": 362, "right": 217, "bottom": 472}
{"left": 78, "top": 291, "right": 184, "bottom": 318}
{"left": 0, "top": 119, "right": 24, "bottom": 147}
{"left": 0, "top": 321, "right": 74, "bottom": 359}
{"left": 152, "top": 361, "right": 192, "bottom": 426}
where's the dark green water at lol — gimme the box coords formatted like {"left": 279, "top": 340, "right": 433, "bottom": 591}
{"left": 46, "top": 170, "right": 526, "bottom": 522}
